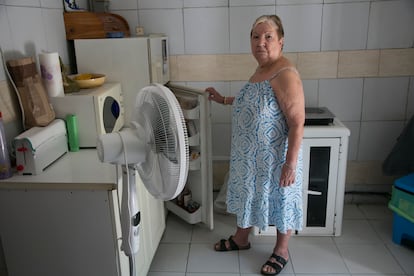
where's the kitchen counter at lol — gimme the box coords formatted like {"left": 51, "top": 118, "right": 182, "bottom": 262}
{"left": 0, "top": 147, "right": 165, "bottom": 276}
{"left": 0, "top": 149, "right": 126, "bottom": 276}
{"left": 0, "top": 149, "right": 118, "bottom": 190}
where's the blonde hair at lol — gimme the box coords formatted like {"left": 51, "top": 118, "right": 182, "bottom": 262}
{"left": 250, "top": 15, "right": 284, "bottom": 39}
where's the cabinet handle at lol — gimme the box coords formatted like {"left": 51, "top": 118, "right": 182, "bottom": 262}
{"left": 306, "top": 190, "right": 322, "bottom": 196}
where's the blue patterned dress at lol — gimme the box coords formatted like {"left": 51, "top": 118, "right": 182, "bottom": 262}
{"left": 226, "top": 69, "right": 303, "bottom": 233}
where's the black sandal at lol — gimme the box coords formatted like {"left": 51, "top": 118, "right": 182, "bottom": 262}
{"left": 214, "top": 235, "right": 251, "bottom": 251}
{"left": 260, "top": 253, "right": 288, "bottom": 275}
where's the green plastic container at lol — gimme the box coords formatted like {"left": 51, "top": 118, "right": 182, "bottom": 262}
{"left": 66, "top": 114, "right": 79, "bottom": 152}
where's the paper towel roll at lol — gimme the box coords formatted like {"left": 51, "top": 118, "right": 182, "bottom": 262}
{"left": 39, "top": 52, "right": 64, "bottom": 97}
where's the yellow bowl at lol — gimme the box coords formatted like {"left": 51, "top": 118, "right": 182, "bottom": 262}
{"left": 71, "top": 73, "right": 106, "bottom": 89}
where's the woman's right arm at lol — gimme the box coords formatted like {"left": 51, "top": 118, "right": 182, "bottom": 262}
{"left": 205, "top": 87, "right": 233, "bottom": 105}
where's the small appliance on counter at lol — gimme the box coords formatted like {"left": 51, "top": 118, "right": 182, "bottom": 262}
{"left": 305, "top": 107, "right": 335, "bottom": 126}
{"left": 49, "top": 82, "right": 124, "bottom": 148}
{"left": 13, "top": 119, "right": 68, "bottom": 175}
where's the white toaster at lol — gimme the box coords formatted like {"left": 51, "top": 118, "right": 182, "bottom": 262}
{"left": 14, "top": 119, "right": 68, "bottom": 175}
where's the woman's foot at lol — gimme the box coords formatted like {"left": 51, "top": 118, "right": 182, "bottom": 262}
{"left": 214, "top": 235, "right": 251, "bottom": 251}
{"left": 260, "top": 252, "right": 289, "bottom": 275}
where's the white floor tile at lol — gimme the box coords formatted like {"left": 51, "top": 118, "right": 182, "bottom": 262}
{"left": 348, "top": 274, "right": 405, "bottom": 276}
{"left": 334, "top": 219, "right": 383, "bottom": 244}
{"left": 161, "top": 213, "right": 193, "bottom": 243}
{"left": 289, "top": 239, "right": 349, "bottom": 274}
{"left": 149, "top": 243, "right": 189, "bottom": 272}
{"left": 343, "top": 203, "right": 365, "bottom": 219}
{"left": 296, "top": 274, "right": 350, "bottom": 276}
{"left": 148, "top": 272, "right": 185, "bottom": 276}
{"left": 358, "top": 203, "right": 394, "bottom": 220}
{"left": 191, "top": 212, "right": 236, "bottom": 243}
{"left": 187, "top": 243, "right": 239, "bottom": 273}
{"left": 249, "top": 232, "right": 277, "bottom": 245}
{"left": 386, "top": 242, "right": 414, "bottom": 275}
{"left": 369, "top": 219, "right": 394, "bottom": 245}
{"left": 288, "top": 235, "right": 335, "bottom": 247}
{"left": 337, "top": 243, "right": 404, "bottom": 274}
{"left": 187, "top": 273, "right": 239, "bottom": 276}
{"left": 151, "top": 201, "right": 414, "bottom": 276}
{"left": 240, "top": 271, "right": 296, "bottom": 276}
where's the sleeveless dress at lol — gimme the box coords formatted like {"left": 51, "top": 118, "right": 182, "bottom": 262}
{"left": 226, "top": 67, "right": 303, "bottom": 233}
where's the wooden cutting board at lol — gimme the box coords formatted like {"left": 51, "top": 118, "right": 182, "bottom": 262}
{"left": 63, "top": 12, "right": 130, "bottom": 40}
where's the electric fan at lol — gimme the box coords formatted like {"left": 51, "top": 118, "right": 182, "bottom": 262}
{"left": 96, "top": 83, "right": 189, "bottom": 276}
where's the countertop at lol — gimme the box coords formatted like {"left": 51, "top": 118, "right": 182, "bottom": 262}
{"left": 0, "top": 149, "right": 118, "bottom": 190}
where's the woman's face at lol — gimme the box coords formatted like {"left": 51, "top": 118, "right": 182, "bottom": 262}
{"left": 250, "top": 21, "right": 283, "bottom": 66}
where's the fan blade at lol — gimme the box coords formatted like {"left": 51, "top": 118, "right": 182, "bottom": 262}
{"left": 138, "top": 151, "right": 184, "bottom": 200}
{"left": 138, "top": 95, "right": 179, "bottom": 162}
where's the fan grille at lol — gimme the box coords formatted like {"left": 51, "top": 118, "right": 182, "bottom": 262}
{"left": 134, "top": 84, "right": 189, "bottom": 200}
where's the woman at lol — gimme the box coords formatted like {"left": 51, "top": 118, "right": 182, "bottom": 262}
{"left": 206, "top": 15, "right": 304, "bottom": 275}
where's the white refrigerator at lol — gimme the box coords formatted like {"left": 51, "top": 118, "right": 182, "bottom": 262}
{"left": 74, "top": 36, "right": 214, "bottom": 274}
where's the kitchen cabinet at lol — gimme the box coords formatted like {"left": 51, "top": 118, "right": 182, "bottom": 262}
{"left": 0, "top": 150, "right": 163, "bottom": 276}
{"left": 254, "top": 118, "right": 350, "bottom": 236}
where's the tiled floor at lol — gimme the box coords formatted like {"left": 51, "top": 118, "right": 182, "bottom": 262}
{"left": 149, "top": 202, "right": 414, "bottom": 276}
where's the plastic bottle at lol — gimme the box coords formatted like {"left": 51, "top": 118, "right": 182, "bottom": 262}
{"left": 0, "top": 112, "right": 13, "bottom": 179}
{"left": 66, "top": 114, "right": 79, "bottom": 152}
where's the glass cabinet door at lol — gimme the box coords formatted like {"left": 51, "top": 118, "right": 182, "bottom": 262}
{"left": 299, "top": 138, "right": 340, "bottom": 235}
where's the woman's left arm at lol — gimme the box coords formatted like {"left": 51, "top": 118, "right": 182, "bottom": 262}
{"left": 271, "top": 69, "right": 305, "bottom": 187}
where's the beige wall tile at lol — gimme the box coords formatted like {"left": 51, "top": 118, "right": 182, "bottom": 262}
{"left": 297, "top": 51, "right": 338, "bottom": 79}
{"left": 219, "top": 54, "right": 257, "bottom": 81}
{"left": 171, "top": 55, "right": 220, "bottom": 82}
{"left": 169, "top": 55, "right": 179, "bottom": 82}
{"left": 170, "top": 49, "right": 413, "bottom": 82}
{"left": 379, "top": 48, "right": 414, "bottom": 77}
{"left": 170, "top": 53, "right": 298, "bottom": 82}
{"left": 338, "top": 50, "right": 380, "bottom": 78}
{"left": 170, "top": 54, "right": 257, "bottom": 82}
{"left": 284, "top": 52, "right": 298, "bottom": 67}
{"left": 169, "top": 55, "right": 216, "bottom": 82}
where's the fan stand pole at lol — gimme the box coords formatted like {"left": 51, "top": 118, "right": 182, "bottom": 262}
{"left": 120, "top": 164, "right": 141, "bottom": 276}
{"left": 129, "top": 256, "right": 136, "bottom": 276}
